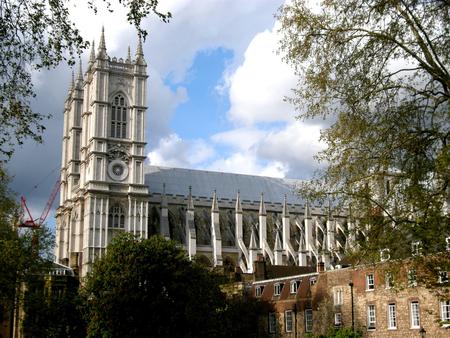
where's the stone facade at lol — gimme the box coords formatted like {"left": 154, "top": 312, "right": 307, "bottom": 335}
{"left": 54, "top": 29, "right": 356, "bottom": 278}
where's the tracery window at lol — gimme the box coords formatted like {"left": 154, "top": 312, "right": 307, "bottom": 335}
{"left": 108, "top": 203, "right": 125, "bottom": 228}
{"left": 111, "top": 94, "right": 127, "bottom": 138}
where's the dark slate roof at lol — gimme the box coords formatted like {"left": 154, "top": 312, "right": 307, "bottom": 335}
{"left": 144, "top": 165, "right": 305, "bottom": 205}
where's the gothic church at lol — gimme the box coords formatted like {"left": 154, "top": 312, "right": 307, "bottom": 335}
{"left": 55, "top": 30, "right": 354, "bottom": 277}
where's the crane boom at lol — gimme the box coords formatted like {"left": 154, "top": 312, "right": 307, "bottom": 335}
{"left": 18, "top": 179, "right": 61, "bottom": 228}
{"left": 38, "top": 179, "right": 61, "bottom": 225}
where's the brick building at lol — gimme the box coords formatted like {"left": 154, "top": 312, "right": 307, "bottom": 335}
{"left": 249, "top": 259, "right": 450, "bottom": 337}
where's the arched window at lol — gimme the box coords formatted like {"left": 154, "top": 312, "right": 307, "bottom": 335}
{"left": 111, "top": 94, "right": 127, "bottom": 138}
{"left": 108, "top": 203, "right": 125, "bottom": 228}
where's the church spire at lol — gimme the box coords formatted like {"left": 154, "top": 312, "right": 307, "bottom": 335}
{"left": 282, "top": 195, "right": 289, "bottom": 217}
{"left": 161, "top": 183, "right": 168, "bottom": 209}
{"left": 235, "top": 190, "right": 242, "bottom": 214}
{"left": 89, "top": 40, "right": 95, "bottom": 66}
{"left": 75, "top": 58, "right": 83, "bottom": 89}
{"left": 259, "top": 193, "right": 266, "bottom": 216}
{"left": 97, "top": 26, "right": 108, "bottom": 59}
{"left": 135, "top": 34, "right": 146, "bottom": 65}
{"left": 126, "top": 45, "right": 132, "bottom": 63}
{"left": 211, "top": 190, "right": 219, "bottom": 212}
{"left": 70, "top": 70, "right": 75, "bottom": 90}
{"left": 187, "top": 186, "right": 194, "bottom": 211}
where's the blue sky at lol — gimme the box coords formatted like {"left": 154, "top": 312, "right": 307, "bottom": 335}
{"left": 6, "top": 0, "right": 326, "bottom": 228}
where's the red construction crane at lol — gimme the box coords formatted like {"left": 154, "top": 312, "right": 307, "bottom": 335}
{"left": 18, "top": 179, "right": 61, "bottom": 229}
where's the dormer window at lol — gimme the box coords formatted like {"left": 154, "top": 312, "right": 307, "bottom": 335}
{"left": 111, "top": 94, "right": 127, "bottom": 139}
{"left": 290, "top": 280, "right": 300, "bottom": 294}
{"left": 255, "top": 285, "right": 264, "bottom": 297}
{"left": 274, "top": 283, "right": 283, "bottom": 296}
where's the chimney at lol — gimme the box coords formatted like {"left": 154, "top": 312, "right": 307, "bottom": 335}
{"left": 317, "top": 261, "right": 325, "bottom": 273}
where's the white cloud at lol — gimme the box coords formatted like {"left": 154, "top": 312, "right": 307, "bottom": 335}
{"left": 206, "top": 152, "right": 288, "bottom": 178}
{"left": 226, "top": 24, "right": 298, "bottom": 125}
{"left": 211, "top": 127, "right": 265, "bottom": 150}
{"left": 147, "top": 134, "right": 215, "bottom": 168}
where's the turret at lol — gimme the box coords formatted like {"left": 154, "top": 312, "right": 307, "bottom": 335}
{"left": 185, "top": 186, "right": 196, "bottom": 260}
{"left": 160, "top": 183, "right": 170, "bottom": 239}
{"left": 211, "top": 190, "right": 222, "bottom": 266}
{"left": 274, "top": 231, "right": 283, "bottom": 265}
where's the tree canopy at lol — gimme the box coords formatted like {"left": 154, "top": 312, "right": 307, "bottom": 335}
{"left": 278, "top": 0, "right": 449, "bottom": 262}
{"left": 82, "top": 234, "right": 227, "bottom": 338}
{"left": 0, "top": 0, "right": 170, "bottom": 160}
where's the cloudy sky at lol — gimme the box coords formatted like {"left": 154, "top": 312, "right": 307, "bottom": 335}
{"left": 7, "top": 0, "right": 325, "bottom": 225}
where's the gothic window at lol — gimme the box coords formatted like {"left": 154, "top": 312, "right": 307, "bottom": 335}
{"left": 111, "top": 94, "right": 128, "bottom": 139}
{"left": 108, "top": 203, "right": 125, "bottom": 228}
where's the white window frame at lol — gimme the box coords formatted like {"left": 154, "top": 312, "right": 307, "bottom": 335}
{"left": 408, "top": 269, "right": 417, "bottom": 287}
{"left": 305, "top": 309, "right": 313, "bottom": 332}
{"left": 334, "top": 288, "right": 343, "bottom": 305}
{"left": 334, "top": 313, "right": 342, "bottom": 326}
{"left": 367, "top": 304, "right": 376, "bottom": 330}
{"left": 446, "top": 237, "right": 450, "bottom": 251}
{"left": 366, "top": 273, "right": 375, "bottom": 291}
{"left": 441, "top": 300, "right": 450, "bottom": 322}
{"left": 309, "top": 277, "right": 317, "bottom": 286}
{"left": 274, "top": 283, "right": 282, "bottom": 296}
{"left": 255, "top": 285, "right": 263, "bottom": 297}
{"left": 388, "top": 303, "right": 397, "bottom": 329}
{"left": 410, "top": 301, "right": 420, "bottom": 329}
{"left": 285, "top": 310, "right": 293, "bottom": 333}
{"left": 268, "top": 312, "right": 276, "bottom": 334}
{"left": 290, "top": 280, "right": 300, "bottom": 294}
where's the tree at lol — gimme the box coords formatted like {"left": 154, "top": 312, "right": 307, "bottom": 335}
{"left": 82, "top": 234, "right": 228, "bottom": 338}
{"left": 0, "top": 0, "right": 170, "bottom": 160}
{"left": 278, "top": 1, "right": 449, "bottom": 263}
{"left": 22, "top": 274, "right": 85, "bottom": 338}
{"left": 0, "top": 171, "right": 56, "bottom": 333}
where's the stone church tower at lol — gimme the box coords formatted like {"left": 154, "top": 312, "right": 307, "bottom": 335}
{"left": 55, "top": 29, "right": 150, "bottom": 276}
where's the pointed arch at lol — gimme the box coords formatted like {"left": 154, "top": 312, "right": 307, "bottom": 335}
{"left": 110, "top": 93, "right": 128, "bottom": 139}
{"left": 108, "top": 203, "right": 125, "bottom": 229}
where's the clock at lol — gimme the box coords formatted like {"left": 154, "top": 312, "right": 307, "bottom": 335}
{"left": 108, "top": 159, "right": 128, "bottom": 181}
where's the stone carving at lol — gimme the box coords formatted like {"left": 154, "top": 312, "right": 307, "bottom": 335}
{"left": 107, "top": 143, "right": 130, "bottom": 163}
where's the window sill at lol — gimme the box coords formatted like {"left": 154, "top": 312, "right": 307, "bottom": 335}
{"left": 365, "top": 289, "right": 375, "bottom": 292}
{"left": 410, "top": 326, "right": 420, "bottom": 330}
{"left": 388, "top": 327, "right": 397, "bottom": 330}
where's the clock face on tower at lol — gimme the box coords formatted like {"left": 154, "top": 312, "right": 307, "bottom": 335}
{"left": 108, "top": 159, "right": 128, "bottom": 181}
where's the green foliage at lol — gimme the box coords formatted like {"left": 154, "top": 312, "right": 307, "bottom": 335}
{"left": 22, "top": 276, "right": 85, "bottom": 338}
{"left": 0, "top": 170, "right": 54, "bottom": 313}
{"left": 82, "top": 234, "right": 227, "bottom": 338}
{"left": 0, "top": 0, "right": 170, "bottom": 160}
{"left": 219, "top": 296, "right": 268, "bottom": 338}
{"left": 324, "top": 327, "right": 363, "bottom": 338}
{"left": 278, "top": 0, "right": 449, "bottom": 263}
